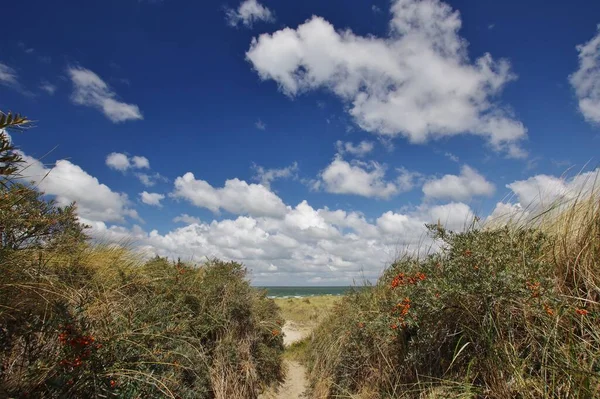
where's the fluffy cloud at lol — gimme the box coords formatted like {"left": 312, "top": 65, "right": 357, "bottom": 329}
{"left": 314, "top": 156, "right": 400, "bottom": 199}
{"left": 335, "top": 140, "right": 375, "bottom": 157}
{"left": 131, "top": 156, "right": 150, "bottom": 169}
{"left": 315, "top": 157, "right": 421, "bottom": 198}
{"left": 19, "top": 153, "right": 139, "bottom": 223}
{"left": 252, "top": 162, "right": 298, "bottom": 188}
{"left": 488, "top": 168, "right": 600, "bottom": 224}
{"left": 226, "top": 0, "right": 274, "bottom": 27}
{"left": 172, "top": 172, "right": 288, "bottom": 217}
{"left": 246, "top": 0, "right": 527, "bottom": 157}
{"left": 106, "top": 152, "right": 156, "bottom": 186}
{"left": 106, "top": 152, "right": 131, "bottom": 171}
{"left": 140, "top": 191, "right": 165, "bottom": 207}
{"left": 106, "top": 152, "right": 150, "bottom": 171}
{"left": 67, "top": 67, "right": 143, "bottom": 123}
{"left": 422, "top": 165, "right": 495, "bottom": 201}
{"left": 86, "top": 197, "right": 476, "bottom": 285}
{"left": 173, "top": 214, "right": 201, "bottom": 224}
{"left": 422, "top": 202, "right": 475, "bottom": 232}
{"left": 506, "top": 168, "right": 599, "bottom": 209}
{"left": 569, "top": 25, "right": 600, "bottom": 124}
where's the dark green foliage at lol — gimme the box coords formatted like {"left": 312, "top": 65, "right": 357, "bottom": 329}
{"left": 0, "top": 183, "right": 88, "bottom": 251}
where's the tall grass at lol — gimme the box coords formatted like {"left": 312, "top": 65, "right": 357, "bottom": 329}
{"left": 0, "top": 246, "right": 285, "bottom": 398}
{"left": 307, "top": 185, "right": 600, "bottom": 398}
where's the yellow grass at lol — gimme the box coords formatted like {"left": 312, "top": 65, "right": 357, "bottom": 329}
{"left": 274, "top": 296, "right": 340, "bottom": 326}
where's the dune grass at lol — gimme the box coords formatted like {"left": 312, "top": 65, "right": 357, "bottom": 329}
{"left": 274, "top": 296, "right": 340, "bottom": 326}
{"left": 0, "top": 186, "right": 285, "bottom": 398}
{"left": 0, "top": 245, "right": 286, "bottom": 398}
{"left": 306, "top": 187, "right": 600, "bottom": 398}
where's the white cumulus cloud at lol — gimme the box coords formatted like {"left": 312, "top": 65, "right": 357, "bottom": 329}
{"left": 246, "top": 0, "right": 527, "bottom": 157}
{"left": 68, "top": 66, "right": 143, "bottom": 123}
{"left": 489, "top": 168, "right": 600, "bottom": 224}
{"left": 569, "top": 25, "right": 600, "bottom": 124}
{"left": 140, "top": 191, "right": 165, "bottom": 207}
{"left": 19, "top": 153, "right": 139, "bottom": 223}
{"left": 422, "top": 165, "right": 495, "bottom": 201}
{"left": 131, "top": 155, "right": 150, "bottom": 169}
{"left": 106, "top": 152, "right": 150, "bottom": 171}
{"left": 84, "top": 195, "right": 477, "bottom": 285}
{"left": 171, "top": 172, "right": 289, "bottom": 217}
{"left": 226, "top": 0, "right": 274, "bottom": 27}
{"left": 315, "top": 156, "right": 399, "bottom": 199}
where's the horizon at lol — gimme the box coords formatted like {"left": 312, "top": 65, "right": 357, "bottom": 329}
{"left": 2, "top": 0, "right": 600, "bottom": 285}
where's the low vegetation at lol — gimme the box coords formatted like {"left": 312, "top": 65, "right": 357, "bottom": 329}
{"left": 0, "top": 112, "right": 285, "bottom": 398}
{"left": 274, "top": 296, "right": 340, "bottom": 326}
{"left": 307, "top": 187, "right": 599, "bottom": 397}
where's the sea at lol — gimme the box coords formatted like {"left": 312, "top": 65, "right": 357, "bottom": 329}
{"left": 256, "top": 286, "right": 363, "bottom": 299}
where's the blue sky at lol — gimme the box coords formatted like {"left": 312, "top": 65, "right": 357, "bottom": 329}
{"left": 1, "top": 0, "right": 600, "bottom": 285}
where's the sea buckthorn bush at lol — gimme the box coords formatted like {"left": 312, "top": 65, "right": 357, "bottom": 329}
{"left": 308, "top": 215, "right": 599, "bottom": 398}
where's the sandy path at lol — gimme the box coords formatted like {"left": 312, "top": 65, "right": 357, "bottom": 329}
{"left": 263, "top": 360, "right": 307, "bottom": 399}
{"left": 282, "top": 321, "right": 312, "bottom": 346}
{"left": 260, "top": 322, "right": 311, "bottom": 399}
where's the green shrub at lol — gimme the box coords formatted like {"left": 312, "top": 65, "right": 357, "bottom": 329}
{"left": 1, "top": 248, "right": 285, "bottom": 398}
{"left": 308, "top": 221, "right": 599, "bottom": 398}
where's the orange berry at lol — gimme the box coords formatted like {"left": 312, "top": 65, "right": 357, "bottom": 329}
{"left": 576, "top": 308, "right": 589, "bottom": 316}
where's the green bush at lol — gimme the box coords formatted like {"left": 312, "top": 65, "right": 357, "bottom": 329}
{"left": 308, "top": 222, "right": 599, "bottom": 398}
{"left": 1, "top": 248, "right": 285, "bottom": 398}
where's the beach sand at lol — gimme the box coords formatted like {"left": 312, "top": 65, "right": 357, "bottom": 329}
{"left": 261, "top": 296, "right": 339, "bottom": 398}
{"left": 282, "top": 321, "right": 312, "bottom": 346}
{"left": 260, "top": 322, "right": 310, "bottom": 399}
